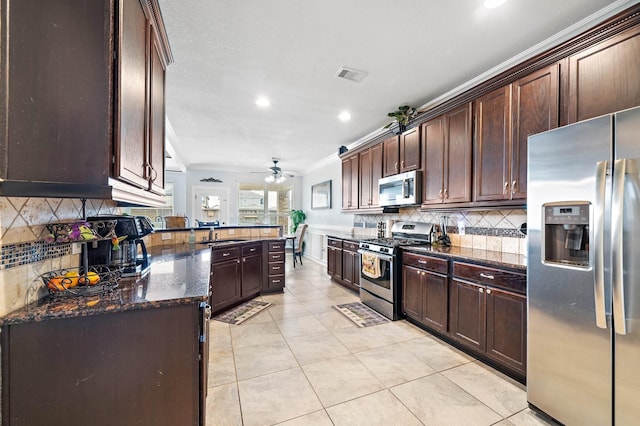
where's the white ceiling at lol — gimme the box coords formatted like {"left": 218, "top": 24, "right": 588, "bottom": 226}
{"left": 158, "top": 0, "right": 631, "bottom": 175}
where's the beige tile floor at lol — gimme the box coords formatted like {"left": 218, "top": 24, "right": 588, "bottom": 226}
{"left": 206, "top": 259, "right": 558, "bottom": 426}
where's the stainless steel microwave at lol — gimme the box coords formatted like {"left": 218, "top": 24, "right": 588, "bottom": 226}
{"left": 378, "top": 170, "right": 421, "bottom": 207}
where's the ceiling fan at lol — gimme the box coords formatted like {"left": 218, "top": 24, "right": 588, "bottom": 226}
{"left": 254, "top": 159, "right": 296, "bottom": 183}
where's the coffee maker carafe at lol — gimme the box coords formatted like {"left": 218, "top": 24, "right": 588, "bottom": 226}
{"left": 86, "top": 215, "right": 154, "bottom": 277}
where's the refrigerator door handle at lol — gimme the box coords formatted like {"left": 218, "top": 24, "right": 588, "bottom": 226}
{"left": 612, "top": 158, "right": 628, "bottom": 335}
{"left": 594, "top": 160, "right": 608, "bottom": 329}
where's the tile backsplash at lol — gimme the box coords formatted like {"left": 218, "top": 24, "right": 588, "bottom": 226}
{"left": 0, "top": 197, "right": 120, "bottom": 316}
{"left": 353, "top": 208, "right": 527, "bottom": 256}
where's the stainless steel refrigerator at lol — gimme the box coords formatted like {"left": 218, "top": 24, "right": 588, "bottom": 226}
{"left": 527, "top": 105, "right": 640, "bottom": 425}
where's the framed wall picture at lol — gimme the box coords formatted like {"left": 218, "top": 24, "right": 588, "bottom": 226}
{"left": 311, "top": 180, "right": 332, "bottom": 209}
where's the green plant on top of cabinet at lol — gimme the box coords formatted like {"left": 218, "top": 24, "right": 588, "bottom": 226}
{"left": 474, "top": 63, "right": 559, "bottom": 202}
{"left": 422, "top": 103, "right": 473, "bottom": 205}
{"left": 359, "top": 144, "right": 383, "bottom": 209}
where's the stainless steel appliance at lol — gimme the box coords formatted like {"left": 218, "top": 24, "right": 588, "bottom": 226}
{"left": 86, "top": 215, "right": 154, "bottom": 277}
{"left": 358, "top": 221, "right": 433, "bottom": 320}
{"left": 378, "top": 170, "right": 421, "bottom": 207}
{"left": 527, "top": 106, "right": 640, "bottom": 425}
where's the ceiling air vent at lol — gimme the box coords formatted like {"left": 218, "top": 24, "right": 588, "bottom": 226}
{"left": 335, "top": 66, "right": 368, "bottom": 83}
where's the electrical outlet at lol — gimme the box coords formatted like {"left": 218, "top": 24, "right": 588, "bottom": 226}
{"left": 161, "top": 232, "right": 172, "bottom": 240}
{"left": 458, "top": 220, "right": 466, "bottom": 235}
{"left": 71, "top": 242, "right": 82, "bottom": 255}
{"left": 228, "top": 229, "right": 235, "bottom": 235}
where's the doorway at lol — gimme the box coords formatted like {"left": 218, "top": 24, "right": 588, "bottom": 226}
{"left": 192, "top": 187, "right": 229, "bottom": 226}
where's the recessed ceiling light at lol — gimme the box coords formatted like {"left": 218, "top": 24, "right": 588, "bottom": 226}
{"left": 255, "top": 97, "right": 270, "bottom": 107}
{"left": 338, "top": 111, "right": 351, "bottom": 122}
{"left": 484, "top": 0, "right": 507, "bottom": 8}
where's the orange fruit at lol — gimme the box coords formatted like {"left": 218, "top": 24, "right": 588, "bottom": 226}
{"left": 64, "top": 271, "right": 80, "bottom": 288}
{"left": 79, "top": 271, "right": 100, "bottom": 285}
{"left": 47, "top": 277, "right": 66, "bottom": 292}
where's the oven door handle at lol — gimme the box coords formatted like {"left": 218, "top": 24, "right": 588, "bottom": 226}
{"left": 357, "top": 250, "right": 394, "bottom": 262}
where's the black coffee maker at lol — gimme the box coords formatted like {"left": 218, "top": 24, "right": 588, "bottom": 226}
{"left": 85, "top": 215, "right": 154, "bottom": 277}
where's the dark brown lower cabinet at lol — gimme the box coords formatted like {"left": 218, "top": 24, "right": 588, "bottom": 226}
{"left": 327, "top": 238, "right": 360, "bottom": 292}
{"left": 1, "top": 303, "right": 205, "bottom": 425}
{"left": 486, "top": 287, "right": 527, "bottom": 373}
{"left": 450, "top": 279, "right": 487, "bottom": 352}
{"left": 211, "top": 253, "right": 241, "bottom": 313}
{"left": 450, "top": 261, "right": 527, "bottom": 378}
{"left": 402, "top": 265, "right": 448, "bottom": 333}
{"left": 211, "top": 241, "right": 285, "bottom": 314}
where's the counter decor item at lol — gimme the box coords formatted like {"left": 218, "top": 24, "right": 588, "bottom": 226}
{"left": 383, "top": 105, "right": 417, "bottom": 135}
{"left": 40, "top": 264, "right": 121, "bottom": 298}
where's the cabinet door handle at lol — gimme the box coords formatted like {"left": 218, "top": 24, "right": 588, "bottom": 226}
{"left": 479, "top": 287, "right": 484, "bottom": 293}
{"left": 401, "top": 160, "right": 405, "bottom": 168}
{"left": 487, "top": 289, "right": 492, "bottom": 295}
{"left": 480, "top": 272, "right": 494, "bottom": 280}
{"left": 503, "top": 181, "right": 510, "bottom": 195}
{"left": 395, "top": 162, "right": 398, "bottom": 172}
{"left": 417, "top": 259, "right": 427, "bottom": 264}
{"left": 250, "top": 248, "right": 256, "bottom": 252}
{"left": 222, "top": 252, "right": 230, "bottom": 257}
{"left": 273, "top": 266, "right": 280, "bottom": 270}
{"left": 439, "top": 189, "right": 443, "bottom": 199}
{"left": 272, "top": 279, "right": 280, "bottom": 283}
{"left": 444, "top": 188, "right": 448, "bottom": 199}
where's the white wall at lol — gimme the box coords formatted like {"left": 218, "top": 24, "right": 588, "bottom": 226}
{"left": 301, "top": 155, "right": 355, "bottom": 264}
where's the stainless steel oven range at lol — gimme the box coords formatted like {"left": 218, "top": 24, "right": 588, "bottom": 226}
{"left": 358, "top": 221, "right": 434, "bottom": 320}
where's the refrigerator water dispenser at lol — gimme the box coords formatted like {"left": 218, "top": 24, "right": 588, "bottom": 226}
{"left": 543, "top": 202, "right": 590, "bottom": 267}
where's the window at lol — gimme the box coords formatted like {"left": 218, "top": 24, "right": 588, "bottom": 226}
{"left": 123, "top": 182, "right": 174, "bottom": 228}
{"left": 238, "top": 184, "right": 292, "bottom": 230}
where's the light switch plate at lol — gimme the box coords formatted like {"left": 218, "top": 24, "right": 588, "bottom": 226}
{"left": 161, "top": 232, "right": 172, "bottom": 240}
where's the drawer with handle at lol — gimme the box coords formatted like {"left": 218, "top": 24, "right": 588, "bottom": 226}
{"left": 268, "top": 262, "right": 285, "bottom": 275}
{"left": 269, "top": 252, "right": 284, "bottom": 262}
{"left": 242, "top": 244, "right": 262, "bottom": 256}
{"left": 452, "top": 261, "right": 525, "bottom": 294}
{"left": 343, "top": 241, "right": 359, "bottom": 252}
{"left": 268, "top": 241, "right": 284, "bottom": 251}
{"left": 328, "top": 238, "right": 343, "bottom": 249}
{"left": 268, "top": 275, "right": 285, "bottom": 287}
{"left": 211, "top": 247, "right": 240, "bottom": 263}
{"left": 402, "top": 252, "right": 448, "bottom": 274}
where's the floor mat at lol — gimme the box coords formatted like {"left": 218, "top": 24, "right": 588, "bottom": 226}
{"left": 213, "top": 300, "right": 272, "bottom": 325}
{"left": 334, "top": 302, "right": 390, "bottom": 328}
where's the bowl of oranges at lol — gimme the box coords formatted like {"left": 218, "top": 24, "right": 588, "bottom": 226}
{"left": 42, "top": 265, "right": 121, "bottom": 297}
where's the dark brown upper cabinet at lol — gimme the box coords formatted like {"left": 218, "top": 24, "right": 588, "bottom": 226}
{"left": 422, "top": 103, "right": 472, "bottom": 205}
{"left": 510, "top": 64, "right": 560, "bottom": 199}
{"left": 341, "top": 155, "right": 359, "bottom": 210}
{"left": 399, "top": 127, "right": 421, "bottom": 172}
{"left": 568, "top": 25, "right": 640, "bottom": 124}
{"left": 475, "top": 63, "right": 559, "bottom": 202}
{"left": 0, "top": 0, "right": 171, "bottom": 204}
{"left": 114, "top": 0, "right": 169, "bottom": 196}
{"left": 358, "top": 144, "right": 383, "bottom": 209}
{"left": 382, "top": 136, "right": 400, "bottom": 177}
{"left": 382, "top": 129, "right": 421, "bottom": 178}
{"left": 474, "top": 85, "right": 512, "bottom": 202}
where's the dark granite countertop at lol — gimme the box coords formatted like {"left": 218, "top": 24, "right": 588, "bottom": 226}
{"left": 1, "top": 244, "right": 213, "bottom": 326}
{"left": 327, "top": 234, "right": 526, "bottom": 271}
{"left": 401, "top": 245, "right": 526, "bottom": 271}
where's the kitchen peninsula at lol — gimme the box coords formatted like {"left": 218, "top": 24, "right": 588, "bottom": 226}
{"left": 0, "top": 230, "right": 286, "bottom": 425}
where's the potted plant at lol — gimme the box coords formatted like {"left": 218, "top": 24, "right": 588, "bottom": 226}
{"left": 290, "top": 209, "right": 306, "bottom": 233}
{"left": 383, "top": 105, "right": 417, "bottom": 135}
